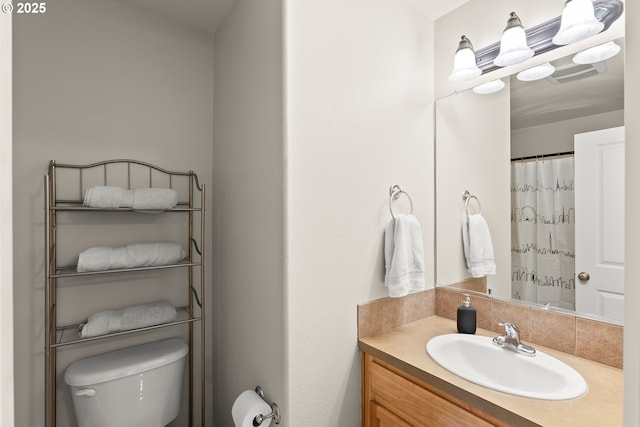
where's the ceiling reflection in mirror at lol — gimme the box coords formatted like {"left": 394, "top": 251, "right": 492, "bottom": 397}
{"left": 510, "top": 39, "right": 624, "bottom": 134}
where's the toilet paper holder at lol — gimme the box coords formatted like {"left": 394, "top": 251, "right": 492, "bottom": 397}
{"left": 253, "top": 386, "right": 281, "bottom": 426}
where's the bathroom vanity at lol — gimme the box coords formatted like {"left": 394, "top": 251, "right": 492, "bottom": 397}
{"left": 363, "top": 354, "right": 509, "bottom": 426}
{"left": 359, "top": 316, "right": 622, "bottom": 426}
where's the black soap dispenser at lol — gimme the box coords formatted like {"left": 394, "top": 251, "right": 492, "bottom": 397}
{"left": 457, "top": 294, "right": 476, "bottom": 334}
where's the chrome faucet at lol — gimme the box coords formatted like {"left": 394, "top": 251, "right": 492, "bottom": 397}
{"left": 492, "top": 322, "right": 536, "bottom": 356}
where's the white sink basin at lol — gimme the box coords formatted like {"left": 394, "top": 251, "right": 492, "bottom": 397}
{"left": 426, "top": 334, "right": 587, "bottom": 400}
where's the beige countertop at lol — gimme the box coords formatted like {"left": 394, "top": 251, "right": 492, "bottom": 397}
{"left": 359, "top": 316, "right": 623, "bottom": 427}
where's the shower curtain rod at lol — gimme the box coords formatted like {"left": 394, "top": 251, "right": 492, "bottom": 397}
{"left": 511, "top": 150, "right": 574, "bottom": 162}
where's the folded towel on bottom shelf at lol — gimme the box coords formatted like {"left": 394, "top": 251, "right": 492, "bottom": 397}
{"left": 76, "top": 242, "right": 186, "bottom": 272}
{"left": 79, "top": 300, "right": 177, "bottom": 338}
{"left": 462, "top": 213, "right": 496, "bottom": 278}
{"left": 384, "top": 214, "right": 426, "bottom": 298}
{"left": 83, "top": 186, "right": 178, "bottom": 210}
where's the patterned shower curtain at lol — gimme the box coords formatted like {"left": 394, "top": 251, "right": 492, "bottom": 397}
{"left": 511, "top": 156, "right": 575, "bottom": 310}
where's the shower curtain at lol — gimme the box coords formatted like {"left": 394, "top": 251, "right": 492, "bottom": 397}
{"left": 511, "top": 156, "right": 575, "bottom": 310}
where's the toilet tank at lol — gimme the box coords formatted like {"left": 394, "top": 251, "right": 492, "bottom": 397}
{"left": 64, "top": 338, "right": 189, "bottom": 427}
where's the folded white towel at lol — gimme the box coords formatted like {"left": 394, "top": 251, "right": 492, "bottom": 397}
{"left": 83, "top": 186, "right": 126, "bottom": 208}
{"left": 76, "top": 242, "right": 186, "bottom": 272}
{"left": 462, "top": 213, "right": 496, "bottom": 278}
{"left": 83, "top": 186, "right": 178, "bottom": 210}
{"left": 79, "top": 300, "right": 177, "bottom": 338}
{"left": 132, "top": 188, "right": 178, "bottom": 210}
{"left": 384, "top": 214, "right": 426, "bottom": 298}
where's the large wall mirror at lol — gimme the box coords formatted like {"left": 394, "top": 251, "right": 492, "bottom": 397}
{"left": 435, "top": 36, "right": 624, "bottom": 324}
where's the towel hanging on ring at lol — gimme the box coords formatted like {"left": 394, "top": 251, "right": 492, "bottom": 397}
{"left": 461, "top": 191, "right": 496, "bottom": 278}
{"left": 384, "top": 185, "right": 425, "bottom": 297}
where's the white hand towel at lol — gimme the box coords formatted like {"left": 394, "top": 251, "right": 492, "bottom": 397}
{"left": 79, "top": 300, "right": 177, "bottom": 338}
{"left": 462, "top": 213, "right": 496, "bottom": 278}
{"left": 384, "top": 214, "right": 426, "bottom": 298}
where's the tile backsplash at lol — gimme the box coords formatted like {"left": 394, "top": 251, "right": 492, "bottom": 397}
{"left": 357, "top": 285, "right": 623, "bottom": 369}
{"left": 357, "top": 289, "right": 435, "bottom": 339}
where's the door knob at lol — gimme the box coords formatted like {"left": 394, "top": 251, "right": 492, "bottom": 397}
{"left": 578, "top": 272, "right": 590, "bottom": 281}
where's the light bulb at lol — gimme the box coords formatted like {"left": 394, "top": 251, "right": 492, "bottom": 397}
{"left": 494, "top": 12, "right": 534, "bottom": 67}
{"left": 472, "top": 79, "right": 505, "bottom": 95}
{"left": 572, "top": 41, "right": 621, "bottom": 64}
{"left": 449, "top": 35, "right": 482, "bottom": 82}
{"left": 517, "top": 63, "right": 556, "bottom": 81}
{"left": 552, "top": 0, "right": 604, "bottom": 45}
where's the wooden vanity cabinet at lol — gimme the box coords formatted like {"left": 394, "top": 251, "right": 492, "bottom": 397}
{"left": 362, "top": 353, "right": 510, "bottom": 427}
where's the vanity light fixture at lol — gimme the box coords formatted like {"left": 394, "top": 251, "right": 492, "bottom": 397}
{"left": 493, "top": 12, "right": 534, "bottom": 67}
{"left": 448, "top": 0, "right": 622, "bottom": 79}
{"left": 552, "top": 0, "right": 604, "bottom": 45}
{"left": 517, "top": 63, "right": 556, "bottom": 81}
{"left": 472, "top": 79, "right": 505, "bottom": 95}
{"left": 572, "top": 40, "right": 621, "bottom": 64}
{"left": 449, "top": 35, "right": 483, "bottom": 82}
{"left": 474, "top": 0, "right": 622, "bottom": 73}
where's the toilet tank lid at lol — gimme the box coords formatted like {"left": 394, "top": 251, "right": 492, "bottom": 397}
{"left": 64, "top": 338, "right": 188, "bottom": 387}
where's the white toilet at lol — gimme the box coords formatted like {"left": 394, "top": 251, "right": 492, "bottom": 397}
{"left": 64, "top": 338, "right": 189, "bottom": 427}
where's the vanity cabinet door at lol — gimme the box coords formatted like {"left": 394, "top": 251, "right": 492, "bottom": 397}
{"left": 370, "top": 402, "right": 412, "bottom": 427}
{"left": 363, "top": 353, "right": 505, "bottom": 427}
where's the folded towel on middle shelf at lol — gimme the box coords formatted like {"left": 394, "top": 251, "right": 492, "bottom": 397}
{"left": 79, "top": 300, "right": 177, "bottom": 338}
{"left": 76, "top": 242, "right": 186, "bottom": 272}
{"left": 83, "top": 186, "right": 178, "bottom": 210}
{"left": 462, "top": 213, "right": 496, "bottom": 278}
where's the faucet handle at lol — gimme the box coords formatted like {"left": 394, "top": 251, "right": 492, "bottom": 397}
{"left": 498, "top": 322, "right": 519, "bottom": 337}
{"left": 495, "top": 322, "right": 536, "bottom": 356}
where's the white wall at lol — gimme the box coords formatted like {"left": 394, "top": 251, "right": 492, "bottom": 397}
{"left": 214, "top": 2, "right": 434, "bottom": 426}
{"left": 0, "top": 11, "right": 13, "bottom": 427}
{"left": 12, "top": 0, "right": 214, "bottom": 425}
{"left": 212, "top": 0, "right": 285, "bottom": 424}
{"left": 285, "top": 1, "right": 434, "bottom": 425}
{"left": 624, "top": 1, "right": 640, "bottom": 424}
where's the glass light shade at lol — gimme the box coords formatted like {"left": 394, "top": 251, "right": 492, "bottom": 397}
{"left": 493, "top": 13, "right": 534, "bottom": 67}
{"left": 572, "top": 41, "right": 621, "bottom": 64}
{"left": 552, "top": 0, "right": 604, "bottom": 45}
{"left": 472, "top": 79, "right": 505, "bottom": 95}
{"left": 517, "top": 63, "right": 556, "bottom": 81}
{"left": 449, "top": 37, "right": 482, "bottom": 82}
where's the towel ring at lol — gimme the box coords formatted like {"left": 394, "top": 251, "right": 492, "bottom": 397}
{"left": 389, "top": 184, "right": 413, "bottom": 219}
{"left": 462, "top": 190, "right": 482, "bottom": 215}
